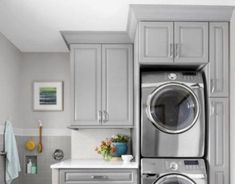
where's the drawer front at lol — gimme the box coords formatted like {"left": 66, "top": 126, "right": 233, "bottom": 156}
{"left": 60, "top": 169, "right": 136, "bottom": 183}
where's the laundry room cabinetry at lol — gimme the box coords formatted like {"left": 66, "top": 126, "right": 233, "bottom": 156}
{"left": 139, "top": 21, "right": 208, "bottom": 65}
{"left": 208, "top": 98, "right": 229, "bottom": 184}
{"left": 70, "top": 44, "right": 133, "bottom": 128}
{"left": 206, "top": 22, "right": 229, "bottom": 97}
{"left": 205, "top": 22, "right": 230, "bottom": 184}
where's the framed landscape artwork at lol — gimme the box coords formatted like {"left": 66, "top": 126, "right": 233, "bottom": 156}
{"left": 33, "top": 81, "right": 63, "bottom": 111}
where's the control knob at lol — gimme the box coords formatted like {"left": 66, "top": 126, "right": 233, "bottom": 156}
{"left": 169, "top": 162, "right": 178, "bottom": 171}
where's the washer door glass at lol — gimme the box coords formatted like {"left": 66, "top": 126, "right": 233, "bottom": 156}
{"left": 155, "top": 174, "right": 195, "bottom": 184}
{"left": 147, "top": 83, "right": 199, "bottom": 134}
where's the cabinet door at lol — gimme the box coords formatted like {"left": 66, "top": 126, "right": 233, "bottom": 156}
{"left": 207, "top": 22, "right": 229, "bottom": 97}
{"left": 102, "top": 44, "right": 133, "bottom": 126}
{"left": 208, "top": 98, "right": 229, "bottom": 184}
{"left": 139, "top": 22, "right": 174, "bottom": 64}
{"left": 174, "top": 22, "right": 208, "bottom": 64}
{"left": 71, "top": 44, "right": 102, "bottom": 125}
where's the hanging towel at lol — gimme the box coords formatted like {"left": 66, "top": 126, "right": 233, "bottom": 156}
{"left": 4, "top": 121, "right": 21, "bottom": 184}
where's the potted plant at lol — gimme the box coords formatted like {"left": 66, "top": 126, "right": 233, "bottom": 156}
{"left": 111, "top": 134, "right": 129, "bottom": 157}
{"left": 95, "top": 139, "right": 116, "bottom": 161}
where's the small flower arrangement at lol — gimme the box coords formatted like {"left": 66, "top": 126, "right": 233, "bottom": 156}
{"left": 111, "top": 134, "right": 129, "bottom": 143}
{"left": 95, "top": 138, "right": 116, "bottom": 160}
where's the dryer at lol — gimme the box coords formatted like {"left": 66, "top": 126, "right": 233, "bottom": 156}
{"left": 141, "top": 158, "right": 207, "bottom": 184}
{"left": 141, "top": 71, "right": 205, "bottom": 157}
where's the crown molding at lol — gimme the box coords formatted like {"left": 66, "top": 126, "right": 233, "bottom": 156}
{"left": 61, "top": 31, "right": 132, "bottom": 49}
{"left": 127, "top": 4, "right": 235, "bottom": 41}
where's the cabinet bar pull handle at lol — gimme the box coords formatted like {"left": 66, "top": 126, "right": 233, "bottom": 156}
{"left": 91, "top": 175, "right": 108, "bottom": 180}
{"left": 169, "top": 43, "right": 173, "bottom": 58}
{"left": 175, "top": 43, "right": 180, "bottom": 58}
{"left": 103, "top": 111, "right": 109, "bottom": 123}
{"left": 98, "top": 111, "right": 102, "bottom": 124}
{"left": 210, "top": 102, "right": 215, "bottom": 116}
{"left": 210, "top": 79, "right": 215, "bottom": 93}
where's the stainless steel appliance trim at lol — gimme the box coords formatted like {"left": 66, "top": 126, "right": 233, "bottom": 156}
{"left": 146, "top": 82, "right": 200, "bottom": 134}
{"left": 154, "top": 174, "right": 196, "bottom": 184}
{"left": 142, "top": 82, "right": 203, "bottom": 89}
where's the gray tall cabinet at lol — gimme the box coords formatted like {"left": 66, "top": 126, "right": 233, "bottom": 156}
{"left": 206, "top": 22, "right": 229, "bottom": 184}
{"left": 70, "top": 44, "right": 133, "bottom": 128}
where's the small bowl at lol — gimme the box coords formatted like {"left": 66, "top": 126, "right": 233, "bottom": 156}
{"left": 121, "top": 155, "right": 133, "bottom": 163}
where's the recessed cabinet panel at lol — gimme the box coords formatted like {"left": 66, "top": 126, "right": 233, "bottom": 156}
{"left": 174, "top": 22, "right": 208, "bottom": 64}
{"left": 139, "top": 22, "right": 174, "bottom": 64}
{"left": 102, "top": 45, "right": 133, "bottom": 126}
{"left": 73, "top": 44, "right": 102, "bottom": 125}
{"left": 207, "top": 22, "right": 229, "bottom": 97}
{"left": 208, "top": 98, "right": 229, "bottom": 184}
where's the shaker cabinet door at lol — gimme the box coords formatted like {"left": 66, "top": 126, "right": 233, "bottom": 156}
{"left": 208, "top": 98, "right": 229, "bottom": 184}
{"left": 102, "top": 44, "right": 133, "bottom": 126}
{"left": 206, "top": 22, "right": 229, "bottom": 97}
{"left": 139, "top": 22, "right": 174, "bottom": 64}
{"left": 72, "top": 44, "right": 102, "bottom": 125}
{"left": 174, "top": 22, "right": 208, "bottom": 64}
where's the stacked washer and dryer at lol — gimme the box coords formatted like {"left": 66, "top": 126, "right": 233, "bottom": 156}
{"left": 141, "top": 71, "right": 208, "bottom": 184}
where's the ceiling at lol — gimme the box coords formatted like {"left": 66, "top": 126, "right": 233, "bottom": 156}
{"left": 0, "top": 0, "right": 234, "bottom": 52}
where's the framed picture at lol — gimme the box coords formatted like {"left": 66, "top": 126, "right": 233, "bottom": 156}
{"left": 33, "top": 81, "right": 63, "bottom": 111}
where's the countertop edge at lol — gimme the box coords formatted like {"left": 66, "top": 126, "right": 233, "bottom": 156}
{"left": 50, "top": 159, "right": 139, "bottom": 169}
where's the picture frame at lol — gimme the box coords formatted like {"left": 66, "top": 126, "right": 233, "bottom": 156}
{"left": 33, "top": 81, "right": 64, "bottom": 111}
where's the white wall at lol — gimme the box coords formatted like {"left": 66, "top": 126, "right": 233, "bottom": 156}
{"left": 72, "top": 129, "right": 131, "bottom": 159}
{"left": 19, "top": 53, "right": 70, "bottom": 130}
{"left": 0, "top": 32, "right": 21, "bottom": 129}
{"left": 230, "top": 11, "right": 235, "bottom": 184}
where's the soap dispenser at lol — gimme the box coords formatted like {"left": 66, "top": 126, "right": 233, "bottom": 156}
{"left": 27, "top": 159, "right": 32, "bottom": 174}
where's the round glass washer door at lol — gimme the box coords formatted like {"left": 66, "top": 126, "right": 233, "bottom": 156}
{"left": 154, "top": 174, "right": 196, "bottom": 184}
{"left": 146, "top": 82, "right": 200, "bottom": 134}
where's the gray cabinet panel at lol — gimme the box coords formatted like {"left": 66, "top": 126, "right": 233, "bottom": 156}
{"left": 207, "top": 22, "right": 229, "bottom": 97}
{"left": 174, "top": 22, "right": 208, "bottom": 64}
{"left": 59, "top": 169, "right": 137, "bottom": 184}
{"left": 72, "top": 44, "right": 102, "bottom": 125}
{"left": 139, "top": 22, "right": 174, "bottom": 64}
{"left": 102, "top": 44, "right": 133, "bottom": 126}
{"left": 208, "top": 98, "right": 229, "bottom": 184}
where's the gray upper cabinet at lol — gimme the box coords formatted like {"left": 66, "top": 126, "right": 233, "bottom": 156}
{"left": 72, "top": 44, "right": 102, "bottom": 125}
{"left": 208, "top": 98, "right": 229, "bottom": 184}
{"left": 71, "top": 44, "right": 133, "bottom": 127}
{"left": 206, "top": 22, "right": 229, "bottom": 97}
{"left": 174, "top": 22, "right": 208, "bottom": 64}
{"left": 102, "top": 45, "right": 133, "bottom": 126}
{"left": 139, "top": 22, "right": 174, "bottom": 64}
{"left": 139, "top": 21, "right": 208, "bottom": 65}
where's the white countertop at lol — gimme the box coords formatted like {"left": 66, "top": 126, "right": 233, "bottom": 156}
{"left": 51, "top": 159, "right": 139, "bottom": 169}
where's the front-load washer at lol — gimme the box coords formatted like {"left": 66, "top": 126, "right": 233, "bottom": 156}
{"left": 141, "top": 158, "right": 207, "bottom": 184}
{"left": 141, "top": 71, "right": 205, "bottom": 157}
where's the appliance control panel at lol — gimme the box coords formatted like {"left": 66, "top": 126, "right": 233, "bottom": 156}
{"left": 184, "top": 160, "right": 200, "bottom": 170}
{"left": 141, "top": 158, "right": 206, "bottom": 174}
{"left": 164, "top": 159, "right": 205, "bottom": 172}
